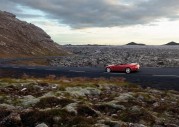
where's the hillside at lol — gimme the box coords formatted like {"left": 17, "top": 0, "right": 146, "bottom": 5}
{"left": 0, "top": 11, "right": 68, "bottom": 58}
{"left": 126, "top": 42, "right": 145, "bottom": 46}
{"left": 164, "top": 41, "right": 179, "bottom": 45}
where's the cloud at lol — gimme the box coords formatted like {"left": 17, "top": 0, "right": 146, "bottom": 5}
{"left": 2, "top": 0, "right": 179, "bottom": 28}
{"left": 0, "top": 0, "right": 21, "bottom": 13}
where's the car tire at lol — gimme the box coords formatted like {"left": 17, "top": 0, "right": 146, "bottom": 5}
{"left": 106, "top": 68, "right": 111, "bottom": 73}
{"left": 125, "top": 68, "right": 131, "bottom": 74}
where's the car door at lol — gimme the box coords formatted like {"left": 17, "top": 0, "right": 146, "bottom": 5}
{"left": 112, "top": 65, "right": 119, "bottom": 71}
{"left": 116, "top": 64, "right": 125, "bottom": 71}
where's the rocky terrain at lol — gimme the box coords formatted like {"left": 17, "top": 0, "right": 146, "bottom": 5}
{"left": 50, "top": 45, "right": 179, "bottom": 67}
{"left": 0, "top": 11, "right": 68, "bottom": 58}
{"left": 0, "top": 77, "right": 178, "bottom": 127}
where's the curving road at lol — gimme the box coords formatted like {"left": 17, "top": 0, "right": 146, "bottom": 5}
{"left": 0, "top": 64, "right": 179, "bottom": 91}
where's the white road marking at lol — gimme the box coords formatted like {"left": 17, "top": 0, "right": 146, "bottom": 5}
{"left": 69, "top": 70, "right": 85, "bottom": 73}
{"left": 153, "top": 75, "right": 179, "bottom": 78}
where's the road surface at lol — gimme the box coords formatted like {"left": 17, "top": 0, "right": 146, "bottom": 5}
{"left": 0, "top": 64, "right": 179, "bottom": 91}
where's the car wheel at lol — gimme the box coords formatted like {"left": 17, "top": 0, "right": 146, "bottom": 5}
{"left": 106, "top": 68, "right": 111, "bottom": 73}
{"left": 125, "top": 68, "right": 131, "bottom": 74}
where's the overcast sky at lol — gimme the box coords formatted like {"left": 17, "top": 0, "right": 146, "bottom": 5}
{"left": 1, "top": 0, "right": 179, "bottom": 45}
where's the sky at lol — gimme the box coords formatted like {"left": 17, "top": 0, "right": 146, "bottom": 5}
{"left": 1, "top": 0, "right": 179, "bottom": 45}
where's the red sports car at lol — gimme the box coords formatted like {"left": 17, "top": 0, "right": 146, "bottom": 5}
{"left": 105, "top": 63, "right": 140, "bottom": 73}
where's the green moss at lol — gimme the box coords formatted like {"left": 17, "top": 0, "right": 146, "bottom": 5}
{"left": 67, "top": 116, "right": 96, "bottom": 127}
{"left": 11, "top": 98, "right": 22, "bottom": 106}
{"left": 77, "top": 105, "right": 98, "bottom": 117}
{"left": 118, "top": 108, "right": 155, "bottom": 125}
{"left": 93, "top": 104, "right": 121, "bottom": 115}
{"left": 0, "top": 109, "right": 12, "bottom": 121}
{"left": 20, "top": 108, "right": 96, "bottom": 127}
{"left": 0, "top": 95, "right": 8, "bottom": 103}
{"left": 35, "top": 97, "right": 74, "bottom": 108}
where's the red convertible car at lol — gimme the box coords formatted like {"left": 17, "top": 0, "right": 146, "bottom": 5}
{"left": 105, "top": 63, "right": 140, "bottom": 73}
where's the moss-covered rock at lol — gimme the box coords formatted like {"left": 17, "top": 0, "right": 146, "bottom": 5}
{"left": 0, "top": 78, "right": 178, "bottom": 127}
{"left": 35, "top": 97, "right": 74, "bottom": 109}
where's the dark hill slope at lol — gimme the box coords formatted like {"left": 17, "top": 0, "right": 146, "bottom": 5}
{"left": 126, "top": 42, "right": 145, "bottom": 46}
{"left": 164, "top": 41, "right": 179, "bottom": 45}
{"left": 0, "top": 11, "right": 68, "bottom": 58}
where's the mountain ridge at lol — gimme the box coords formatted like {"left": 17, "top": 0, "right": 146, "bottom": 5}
{"left": 164, "top": 41, "right": 179, "bottom": 45}
{"left": 126, "top": 42, "right": 145, "bottom": 46}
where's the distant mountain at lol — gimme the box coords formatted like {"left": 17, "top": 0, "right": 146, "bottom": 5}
{"left": 0, "top": 11, "right": 69, "bottom": 58}
{"left": 164, "top": 41, "right": 179, "bottom": 46}
{"left": 126, "top": 42, "right": 145, "bottom": 46}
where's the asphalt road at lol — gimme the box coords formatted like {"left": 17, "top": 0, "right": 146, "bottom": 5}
{"left": 0, "top": 64, "right": 179, "bottom": 91}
